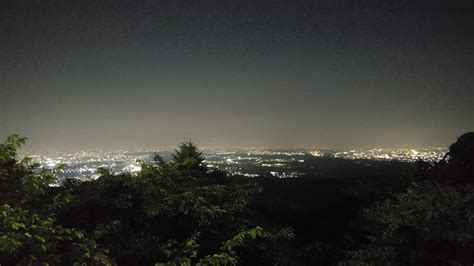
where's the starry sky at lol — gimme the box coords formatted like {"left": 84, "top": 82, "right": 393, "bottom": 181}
{"left": 1, "top": 0, "right": 473, "bottom": 150}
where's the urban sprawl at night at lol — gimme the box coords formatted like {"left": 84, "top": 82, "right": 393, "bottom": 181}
{"left": 22, "top": 147, "right": 447, "bottom": 180}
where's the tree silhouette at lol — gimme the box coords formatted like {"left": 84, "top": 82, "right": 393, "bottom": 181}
{"left": 347, "top": 132, "right": 474, "bottom": 265}
{"left": 432, "top": 132, "right": 474, "bottom": 184}
{"left": 0, "top": 135, "right": 112, "bottom": 265}
{"left": 444, "top": 132, "right": 474, "bottom": 165}
{"left": 171, "top": 140, "right": 208, "bottom": 177}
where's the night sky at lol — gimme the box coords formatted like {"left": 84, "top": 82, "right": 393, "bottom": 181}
{"left": 1, "top": 0, "right": 474, "bottom": 150}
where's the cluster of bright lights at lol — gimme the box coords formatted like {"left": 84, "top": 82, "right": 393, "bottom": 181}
{"left": 22, "top": 146, "right": 447, "bottom": 180}
{"left": 323, "top": 147, "right": 446, "bottom": 162}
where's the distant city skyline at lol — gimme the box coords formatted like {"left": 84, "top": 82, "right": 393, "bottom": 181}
{"left": 23, "top": 146, "right": 447, "bottom": 180}
{"left": 2, "top": 0, "right": 473, "bottom": 149}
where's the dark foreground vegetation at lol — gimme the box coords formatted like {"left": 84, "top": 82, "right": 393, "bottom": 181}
{"left": 1, "top": 133, "right": 474, "bottom": 265}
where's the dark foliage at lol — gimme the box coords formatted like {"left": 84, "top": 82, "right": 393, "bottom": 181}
{"left": 1, "top": 132, "right": 473, "bottom": 265}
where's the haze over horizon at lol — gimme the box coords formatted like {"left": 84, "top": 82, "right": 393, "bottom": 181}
{"left": 1, "top": 0, "right": 473, "bottom": 150}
